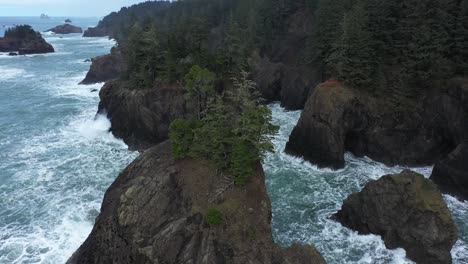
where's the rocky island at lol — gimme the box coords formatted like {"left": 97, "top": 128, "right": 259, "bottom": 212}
{"left": 0, "top": 25, "right": 54, "bottom": 55}
{"left": 46, "top": 24, "right": 83, "bottom": 34}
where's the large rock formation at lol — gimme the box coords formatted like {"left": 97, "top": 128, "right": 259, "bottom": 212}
{"left": 286, "top": 79, "right": 468, "bottom": 171}
{"left": 83, "top": 26, "right": 110, "bottom": 37}
{"left": 67, "top": 141, "right": 326, "bottom": 264}
{"left": 0, "top": 25, "right": 54, "bottom": 55}
{"left": 98, "top": 80, "right": 188, "bottom": 150}
{"left": 431, "top": 143, "right": 468, "bottom": 201}
{"left": 46, "top": 24, "right": 83, "bottom": 34}
{"left": 80, "top": 48, "right": 125, "bottom": 85}
{"left": 333, "top": 170, "right": 458, "bottom": 264}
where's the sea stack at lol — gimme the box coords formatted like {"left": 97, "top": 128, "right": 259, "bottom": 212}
{"left": 0, "top": 25, "right": 54, "bottom": 55}
{"left": 333, "top": 170, "right": 458, "bottom": 264}
{"left": 46, "top": 24, "right": 83, "bottom": 34}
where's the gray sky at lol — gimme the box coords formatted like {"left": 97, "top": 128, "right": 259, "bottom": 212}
{"left": 0, "top": 0, "right": 150, "bottom": 17}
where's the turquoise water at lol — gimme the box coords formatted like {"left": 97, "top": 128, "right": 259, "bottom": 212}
{"left": 264, "top": 103, "right": 468, "bottom": 264}
{"left": 0, "top": 17, "right": 466, "bottom": 264}
{"left": 0, "top": 18, "right": 137, "bottom": 263}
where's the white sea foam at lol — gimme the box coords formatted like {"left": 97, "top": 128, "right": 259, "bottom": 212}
{"left": 0, "top": 66, "right": 25, "bottom": 80}
{"left": 265, "top": 102, "right": 468, "bottom": 264}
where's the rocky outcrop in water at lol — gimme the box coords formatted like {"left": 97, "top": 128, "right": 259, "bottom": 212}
{"left": 333, "top": 170, "right": 458, "bottom": 264}
{"left": 0, "top": 25, "right": 54, "bottom": 55}
{"left": 83, "top": 27, "right": 110, "bottom": 37}
{"left": 431, "top": 143, "right": 468, "bottom": 201}
{"left": 67, "top": 141, "right": 326, "bottom": 264}
{"left": 46, "top": 24, "right": 82, "bottom": 34}
{"left": 98, "top": 80, "right": 188, "bottom": 150}
{"left": 80, "top": 48, "right": 125, "bottom": 85}
{"left": 286, "top": 79, "right": 468, "bottom": 175}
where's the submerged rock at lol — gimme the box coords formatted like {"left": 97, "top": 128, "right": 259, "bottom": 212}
{"left": 0, "top": 25, "right": 54, "bottom": 55}
{"left": 67, "top": 141, "right": 326, "bottom": 264}
{"left": 46, "top": 24, "right": 82, "bottom": 34}
{"left": 8, "top": 52, "right": 17, "bottom": 56}
{"left": 80, "top": 48, "right": 125, "bottom": 85}
{"left": 98, "top": 80, "right": 187, "bottom": 150}
{"left": 333, "top": 170, "right": 457, "bottom": 264}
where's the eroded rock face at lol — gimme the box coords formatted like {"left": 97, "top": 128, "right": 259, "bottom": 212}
{"left": 67, "top": 141, "right": 326, "bottom": 264}
{"left": 431, "top": 143, "right": 468, "bottom": 201}
{"left": 333, "top": 170, "right": 458, "bottom": 264}
{"left": 98, "top": 80, "right": 187, "bottom": 150}
{"left": 286, "top": 80, "right": 467, "bottom": 170}
{"left": 46, "top": 24, "right": 83, "bottom": 34}
{"left": 80, "top": 48, "right": 125, "bottom": 85}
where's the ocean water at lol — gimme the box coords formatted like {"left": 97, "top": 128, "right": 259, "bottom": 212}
{"left": 0, "top": 18, "right": 138, "bottom": 263}
{"left": 264, "top": 103, "right": 468, "bottom": 264}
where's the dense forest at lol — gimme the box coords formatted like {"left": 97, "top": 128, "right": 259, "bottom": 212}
{"left": 97, "top": 0, "right": 468, "bottom": 101}
{"left": 3, "top": 25, "right": 39, "bottom": 39}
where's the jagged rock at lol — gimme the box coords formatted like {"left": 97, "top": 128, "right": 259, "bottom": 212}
{"left": 333, "top": 170, "right": 458, "bottom": 264}
{"left": 286, "top": 80, "right": 467, "bottom": 170}
{"left": 67, "top": 141, "right": 326, "bottom": 264}
{"left": 46, "top": 24, "right": 82, "bottom": 34}
{"left": 98, "top": 80, "right": 187, "bottom": 150}
{"left": 80, "top": 48, "right": 125, "bottom": 85}
{"left": 0, "top": 25, "right": 54, "bottom": 55}
{"left": 65, "top": 18, "right": 72, "bottom": 23}
{"left": 84, "top": 58, "right": 91, "bottom": 62}
{"left": 8, "top": 52, "right": 17, "bottom": 56}
{"left": 431, "top": 143, "right": 468, "bottom": 201}
{"left": 90, "top": 89, "right": 98, "bottom": 93}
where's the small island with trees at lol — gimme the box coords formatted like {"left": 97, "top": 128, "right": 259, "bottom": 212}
{"left": 0, "top": 25, "right": 54, "bottom": 55}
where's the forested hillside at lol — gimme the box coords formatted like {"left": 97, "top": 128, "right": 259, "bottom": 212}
{"left": 87, "top": 0, "right": 468, "bottom": 110}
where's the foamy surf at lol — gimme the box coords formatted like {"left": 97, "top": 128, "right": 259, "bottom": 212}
{"left": 264, "top": 102, "right": 468, "bottom": 264}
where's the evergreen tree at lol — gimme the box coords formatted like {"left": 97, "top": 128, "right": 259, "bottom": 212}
{"left": 184, "top": 65, "right": 216, "bottom": 119}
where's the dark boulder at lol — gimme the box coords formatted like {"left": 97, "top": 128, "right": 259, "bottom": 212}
{"left": 431, "top": 143, "right": 468, "bottom": 201}
{"left": 334, "top": 170, "right": 458, "bottom": 264}
{"left": 8, "top": 52, "right": 17, "bottom": 56}
{"left": 65, "top": 18, "right": 72, "bottom": 23}
{"left": 80, "top": 48, "right": 125, "bottom": 85}
{"left": 98, "top": 80, "right": 188, "bottom": 151}
{"left": 0, "top": 25, "right": 54, "bottom": 55}
{"left": 46, "top": 24, "right": 82, "bottom": 34}
{"left": 67, "top": 141, "right": 326, "bottom": 264}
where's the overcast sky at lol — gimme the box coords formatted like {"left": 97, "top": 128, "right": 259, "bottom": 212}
{"left": 0, "top": 0, "right": 150, "bottom": 17}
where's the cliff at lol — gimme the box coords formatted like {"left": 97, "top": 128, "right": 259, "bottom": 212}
{"left": 68, "top": 141, "right": 326, "bottom": 264}
{"left": 0, "top": 25, "right": 54, "bottom": 55}
{"left": 80, "top": 48, "right": 125, "bottom": 85}
{"left": 98, "top": 80, "right": 188, "bottom": 150}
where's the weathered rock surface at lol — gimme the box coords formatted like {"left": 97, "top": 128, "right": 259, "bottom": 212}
{"left": 333, "top": 170, "right": 458, "bottom": 264}
{"left": 80, "top": 48, "right": 125, "bottom": 85}
{"left": 286, "top": 79, "right": 468, "bottom": 171}
{"left": 83, "top": 26, "right": 110, "bottom": 37}
{"left": 46, "top": 24, "right": 82, "bottom": 34}
{"left": 0, "top": 26, "right": 54, "bottom": 55}
{"left": 67, "top": 141, "right": 326, "bottom": 264}
{"left": 431, "top": 143, "right": 468, "bottom": 201}
{"left": 98, "top": 80, "right": 187, "bottom": 150}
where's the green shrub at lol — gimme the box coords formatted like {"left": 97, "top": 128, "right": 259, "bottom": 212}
{"left": 206, "top": 208, "right": 223, "bottom": 226}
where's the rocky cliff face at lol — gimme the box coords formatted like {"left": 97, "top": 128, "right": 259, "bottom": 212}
{"left": 252, "top": 9, "right": 321, "bottom": 110}
{"left": 80, "top": 48, "right": 125, "bottom": 85}
{"left": 83, "top": 26, "right": 110, "bottom": 37}
{"left": 98, "top": 80, "right": 188, "bottom": 150}
{"left": 286, "top": 79, "right": 468, "bottom": 195}
{"left": 0, "top": 29, "right": 54, "bottom": 55}
{"left": 46, "top": 24, "right": 83, "bottom": 34}
{"left": 67, "top": 141, "right": 326, "bottom": 264}
{"left": 333, "top": 170, "right": 458, "bottom": 264}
